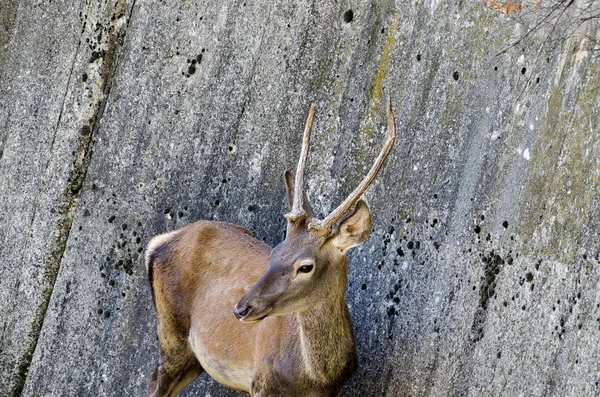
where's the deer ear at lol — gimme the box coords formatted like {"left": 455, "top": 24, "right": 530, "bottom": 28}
{"left": 284, "top": 171, "right": 314, "bottom": 218}
{"left": 329, "top": 199, "right": 372, "bottom": 253}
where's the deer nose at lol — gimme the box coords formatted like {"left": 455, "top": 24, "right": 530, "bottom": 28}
{"left": 233, "top": 304, "right": 251, "bottom": 320}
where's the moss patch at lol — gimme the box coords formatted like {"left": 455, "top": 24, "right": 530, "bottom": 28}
{"left": 519, "top": 62, "right": 599, "bottom": 261}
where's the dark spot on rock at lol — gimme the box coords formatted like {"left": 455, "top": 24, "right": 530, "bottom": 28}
{"left": 163, "top": 207, "right": 171, "bottom": 214}
{"left": 361, "top": 284, "right": 366, "bottom": 290}
{"left": 109, "top": 280, "right": 115, "bottom": 287}
{"left": 104, "top": 310, "right": 111, "bottom": 318}
{"left": 502, "top": 220, "right": 508, "bottom": 228}
{"left": 480, "top": 215, "right": 485, "bottom": 221}
{"left": 188, "top": 65, "right": 196, "bottom": 75}
{"left": 196, "top": 54, "right": 203, "bottom": 63}
{"left": 536, "top": 77, "right": 540, "bottom": 84}
{"left": 248, "top": 205, "right": 256, "bottom": 212}
{"left": 497, "top": 351, "right": 501, "bottom": 359}
{"left": 387, "top": 307, "right": 396, "bottom": 316}
{"left": 407, "top": 241, "right": 414, "bottom": 249}
{"left": 525, "top": 272, "right": 533, "bottom": 282}
{"left": 97, "top": 308, "right": 103, "bottom": 315}
{"left": 121, "top": 223, "right": 127, "bottom": 231}
{"left": 83, "top": 209, "right": 90, "bottom": 217}
{"left": 474, "top": 225, "right": 481, "bottom": 234}
{"left": 108, "top": 215, "right": 116, "bottom": 223}
{"left": 521, "top": 67, "right": 526, "bottom": 75}
{"left": 178, "top": 211, "right": 184, "bottom": 218}
{"left": 343, "top": 9, "right": 353, "bottom": 23}
{"left": 433, "top": 242, "right": 440, "bottom": 250}
{"left": 393, "top": 297, "right": 400, "bottom": 303}
{"left": 494, "top": 66, "right": 498, "bottom": 71}
{"left": 82, "top": 72, "right": 88, "bottom": 82}
{"left": 89, "top": 49, "right": 106, "bottom": 62}
{"left": 452, "top": 71, "right": 459, "bottom": 81}
{"left": 397, "top": 247, "right": 404, "bottom": 256}
{"left": 416, "top": 54, "right": 421, "bottom": 61}
{"left": 415, "top": 241, "right": 421, "bottom": 250}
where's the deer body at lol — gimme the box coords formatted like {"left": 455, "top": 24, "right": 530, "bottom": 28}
{"left": 147, "top": 101, "right": 396, "bottom": 396}
{"left": 147, "top": 221, "right": 357, "bottom": 396}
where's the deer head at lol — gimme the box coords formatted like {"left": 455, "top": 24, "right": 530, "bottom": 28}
{"left": 233, "top": 100, "right": 396, "bottom": 323}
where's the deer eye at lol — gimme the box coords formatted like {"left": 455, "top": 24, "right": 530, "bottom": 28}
{"left": 297, "top": 264, "right": 314, "bottom": 274}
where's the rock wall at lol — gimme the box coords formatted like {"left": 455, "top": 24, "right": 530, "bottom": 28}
{"left": 1, "top": 0, "right": 599, "bottom": 396}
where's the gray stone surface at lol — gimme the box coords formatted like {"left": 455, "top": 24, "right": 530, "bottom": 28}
{"left": 1, "top": 0, "right": 599, "bottom": 396}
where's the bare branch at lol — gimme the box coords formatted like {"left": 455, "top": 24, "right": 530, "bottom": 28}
{"left": 496, "top": 0, "right": 574, "bottom": 56}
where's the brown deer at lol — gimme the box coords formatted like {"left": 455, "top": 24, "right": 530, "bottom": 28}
{"left": 146, "top": 99, "right": 396, "bottom": 397}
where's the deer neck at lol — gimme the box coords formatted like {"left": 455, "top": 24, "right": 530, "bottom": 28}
{"left": 296, "top": 293, "right": 356, "bottom": 384}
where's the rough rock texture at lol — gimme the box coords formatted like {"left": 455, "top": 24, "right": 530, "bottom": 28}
{"left": 1, "top": 0, "right": 599, "bottom": 396}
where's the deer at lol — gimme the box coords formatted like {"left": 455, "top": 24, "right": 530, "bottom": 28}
{"left": 146, "top": 99, "right": 396, "bottom": 397}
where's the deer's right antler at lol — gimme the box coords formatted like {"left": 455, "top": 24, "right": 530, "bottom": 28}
{"left": 309, "top": 98, "right": 396, "bottom": 236}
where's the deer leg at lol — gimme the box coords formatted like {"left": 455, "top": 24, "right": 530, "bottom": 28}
{"left": 148, "top": 350, "right": 203, "bottom": 397}
{"left": 167, "top": 356, "right": 204, "bottom": 397}
{"left": 149, "top": 313, "right": 203, "bottom": 397}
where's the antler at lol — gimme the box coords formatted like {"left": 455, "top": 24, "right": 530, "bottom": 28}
{"left": 309, "top": 98, "right": 396, "bottom": 236}
{"left": 284, "top": 104, "right": 316, "bottom": 224}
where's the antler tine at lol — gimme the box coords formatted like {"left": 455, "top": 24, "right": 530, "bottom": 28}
{"left": 285, "top": 104, "right": 316, "bottom": 223}
{"left": 310, "top": 98, "right": 396, "bottom": 235}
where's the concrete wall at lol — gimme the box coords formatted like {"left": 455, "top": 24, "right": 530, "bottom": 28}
{"left": 1, "top": 0, "right": 599, "bottom": 396}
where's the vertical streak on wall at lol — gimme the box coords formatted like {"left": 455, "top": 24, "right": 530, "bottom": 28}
{"left": 10, "top": 1, "right": 134, "bottom": 395}
{"left": 364, "top": 13, "right": 400, "bottom": 140}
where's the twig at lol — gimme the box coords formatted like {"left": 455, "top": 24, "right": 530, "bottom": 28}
{"left": 496, "top": 0, "right": 574, "bottom": 56}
